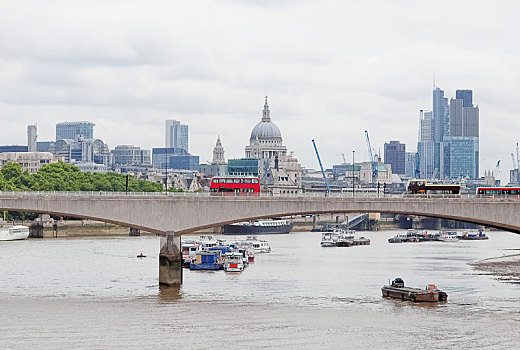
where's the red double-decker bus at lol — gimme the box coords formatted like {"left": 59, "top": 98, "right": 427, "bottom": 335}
{"left": 209, "top": 176, "right": 261, "bottom": 196}
{"left": 477, "top": 187, "right": 520, "bottom": 197}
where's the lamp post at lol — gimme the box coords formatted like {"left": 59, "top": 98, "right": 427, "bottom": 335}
{"left": 352, "top": 150, "right": 355, "bottom": 197}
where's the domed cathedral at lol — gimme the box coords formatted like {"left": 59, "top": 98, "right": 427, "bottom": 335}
{"left": 245, "top": 96, "right": 303, "bottom": 195}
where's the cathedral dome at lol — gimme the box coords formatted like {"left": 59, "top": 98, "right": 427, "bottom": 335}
{"left": 249, "top": 96, "right": 283, "bottom": 141}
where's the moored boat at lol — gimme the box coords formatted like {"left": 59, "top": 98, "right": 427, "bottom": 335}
{"left": 222, "top": 219, "right": 293, "bottom": 235}
{"left": 388, "top": 230, "right": 421, "bottom": 243}
{"left": 460, "top": 230, "right": 489, "bottom": 240}
{"left": 320, "top": 231, "right": 338, "bottom": 247}
{"left": 223, "top": 252, "right": 245, "bottom": 272}
{"left": 436, "top": 231, "right": 460, "bottom": 242}
{"left": 0, "top": 225, "right": 30, "bottom": 241}
{"left": 335, "top": 229, "right": 355, "bottom": 247}
{"left": 189, "top": 251, "right": 222, "bottom": 270}
{"left": 381, "top": 278, "right": 448, "bottom": 302}
{"left": 239, "top": 236, "right": 271, "bottom": 253}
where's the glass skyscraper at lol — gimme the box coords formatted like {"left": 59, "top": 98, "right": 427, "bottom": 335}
{"left": 165, "top": 120, "right": 189, "bottom": 152}
{"left": 441, "top": 90, "right": 479, "bottom": 179}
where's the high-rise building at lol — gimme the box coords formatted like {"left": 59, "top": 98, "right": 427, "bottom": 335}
{"left": 384, "top": 141, "right": 406, "bottom": 175}
{"left": 417, "top": 110, "right": 435, "bottom": 179}
{"left": 165, "top": 120, "right": 189, "bottom": 152}
{"left": 432, "top": 87, "right": 450, "bottom": 178}
{"left": 442, "top": 90, "right": 479, "bottom": 178}
{"left": 433, "top": 87, "right": 449, "bottom": 143}
{"left": 212, "top": 135, "right": 225, "bottom": 164}
{"left": 56, "top": 121, "right": 95, "bottom": 141}
{"left": 27, "top": 125, "right": 37, "bottom": 152}
{"left": 405, "top": 152, "right": 417, "bottom": 178}
{"left": 456, "top": 89, "right": 473, "bottom": 107}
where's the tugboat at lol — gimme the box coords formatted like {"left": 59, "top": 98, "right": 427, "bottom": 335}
{"left": 381, "top": 278, "right": 448, "bottom": 302}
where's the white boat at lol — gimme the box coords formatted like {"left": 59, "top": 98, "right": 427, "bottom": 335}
{"left": 181, "top": 242, "right": 200, "bottom": 265}
{"left": 320, "top": 231, "right": 338, "bottom": 247}
{"left": 437, "top": 231, "right": 460, "bottom": 242}
{"left": 223, "top": 252, "right": 245, "bottom": 272}
{"left": 198, "top": 235, "right": 219, "bottom": 250}
{"left": 240, "top": 236, "right": 271, "bottom": 253}
{"left": 0, "top": 225, "right": 30, "bottom": 241}
{"left": 335, "top": 229, "right": 356, "bottom": 247}
{"left": 223, "top": 219, "right": 293, "bottom": 235}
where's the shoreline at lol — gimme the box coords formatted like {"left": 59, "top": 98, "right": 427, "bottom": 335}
{"left": 471, "top": 253, "right": 520, "bottom": 284}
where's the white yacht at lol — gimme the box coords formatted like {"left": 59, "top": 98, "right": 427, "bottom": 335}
{"left": 0, "top": 225, "right": 30, "bottom": 241}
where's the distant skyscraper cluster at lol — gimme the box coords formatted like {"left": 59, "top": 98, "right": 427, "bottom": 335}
{"left": 416, "top": 87, "right": 479, "bottom": 179}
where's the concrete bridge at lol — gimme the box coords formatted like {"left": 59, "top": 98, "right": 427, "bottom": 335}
{"left": 1, "top": 191, "right": 520, "bottom": 286}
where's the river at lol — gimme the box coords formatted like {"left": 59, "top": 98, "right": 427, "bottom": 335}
{"left": 1, "top": 230, "right": 520, "bottom": 349}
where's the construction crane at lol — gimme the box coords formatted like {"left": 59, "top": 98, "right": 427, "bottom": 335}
{"left": 364, "top": 130, "right": 378, "bottom": 185}
{"left": 311, "top": 139, "right": 330, "bottom": 194}
{"left": 495, "top": 160, "right": 501, "bottom": 181}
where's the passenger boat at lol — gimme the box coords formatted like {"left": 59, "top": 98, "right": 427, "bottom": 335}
{"left": 437, "top": 231, "right": 460, "bottom": 242}
{"left": 222, "top": 219, "right": 293, "bottom": 235}
{"left": 189, "top": 251, "right": 222, "bottom": 270}
{"left": 381, "top": 278, "right": 448, "bottom": 302}
{"left": 0, "top": 225, "right": 30, "bottom": 241}
{"left": 223, "top": 252, "right": 245, "bottom": 272}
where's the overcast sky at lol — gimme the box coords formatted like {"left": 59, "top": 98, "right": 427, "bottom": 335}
{"left": 1, "top": 0, "right": 519, "bottom": 179}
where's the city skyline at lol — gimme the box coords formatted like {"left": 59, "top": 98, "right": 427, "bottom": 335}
{"left": 0, "top": 1, "right": 519, "bottom": 179}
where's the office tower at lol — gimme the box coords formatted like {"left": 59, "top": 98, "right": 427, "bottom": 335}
{"left": 384, "top": 141, "right": 406, "bottom": 175}
{"left": 27, "top": 124, "right": 37, "bottom": 152}
{"left": 442, "top": 90, "right": 479, "bottom": 178}
{"left": 456, "top": 89, "right": 473, "bottom": 107}
{"left": 418, "top": 110, "right": 435, "bottom": 179}
{"left": 165, "top": 120, "right": 189, "bottom": 152}
{"left": 56, "top": 121, "right": 95, "bottom": 141}
{"left": 405, "top": 152, "right": 417, "bottom": 178}
{"left": 432, "top": 87, "right": 449, "bottom": 178}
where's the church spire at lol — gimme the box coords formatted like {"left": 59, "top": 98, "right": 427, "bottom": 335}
{"left": 262, "top": 95, "right": 271, "bottom": 122}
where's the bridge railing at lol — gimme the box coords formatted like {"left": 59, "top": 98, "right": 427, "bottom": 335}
{"left": 0, "top": 190, "right": 519, "bottom": 200}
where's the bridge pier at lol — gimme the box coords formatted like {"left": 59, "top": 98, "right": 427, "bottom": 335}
{"left": 159, "top": 231, "right": 182, "bottom": 287}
